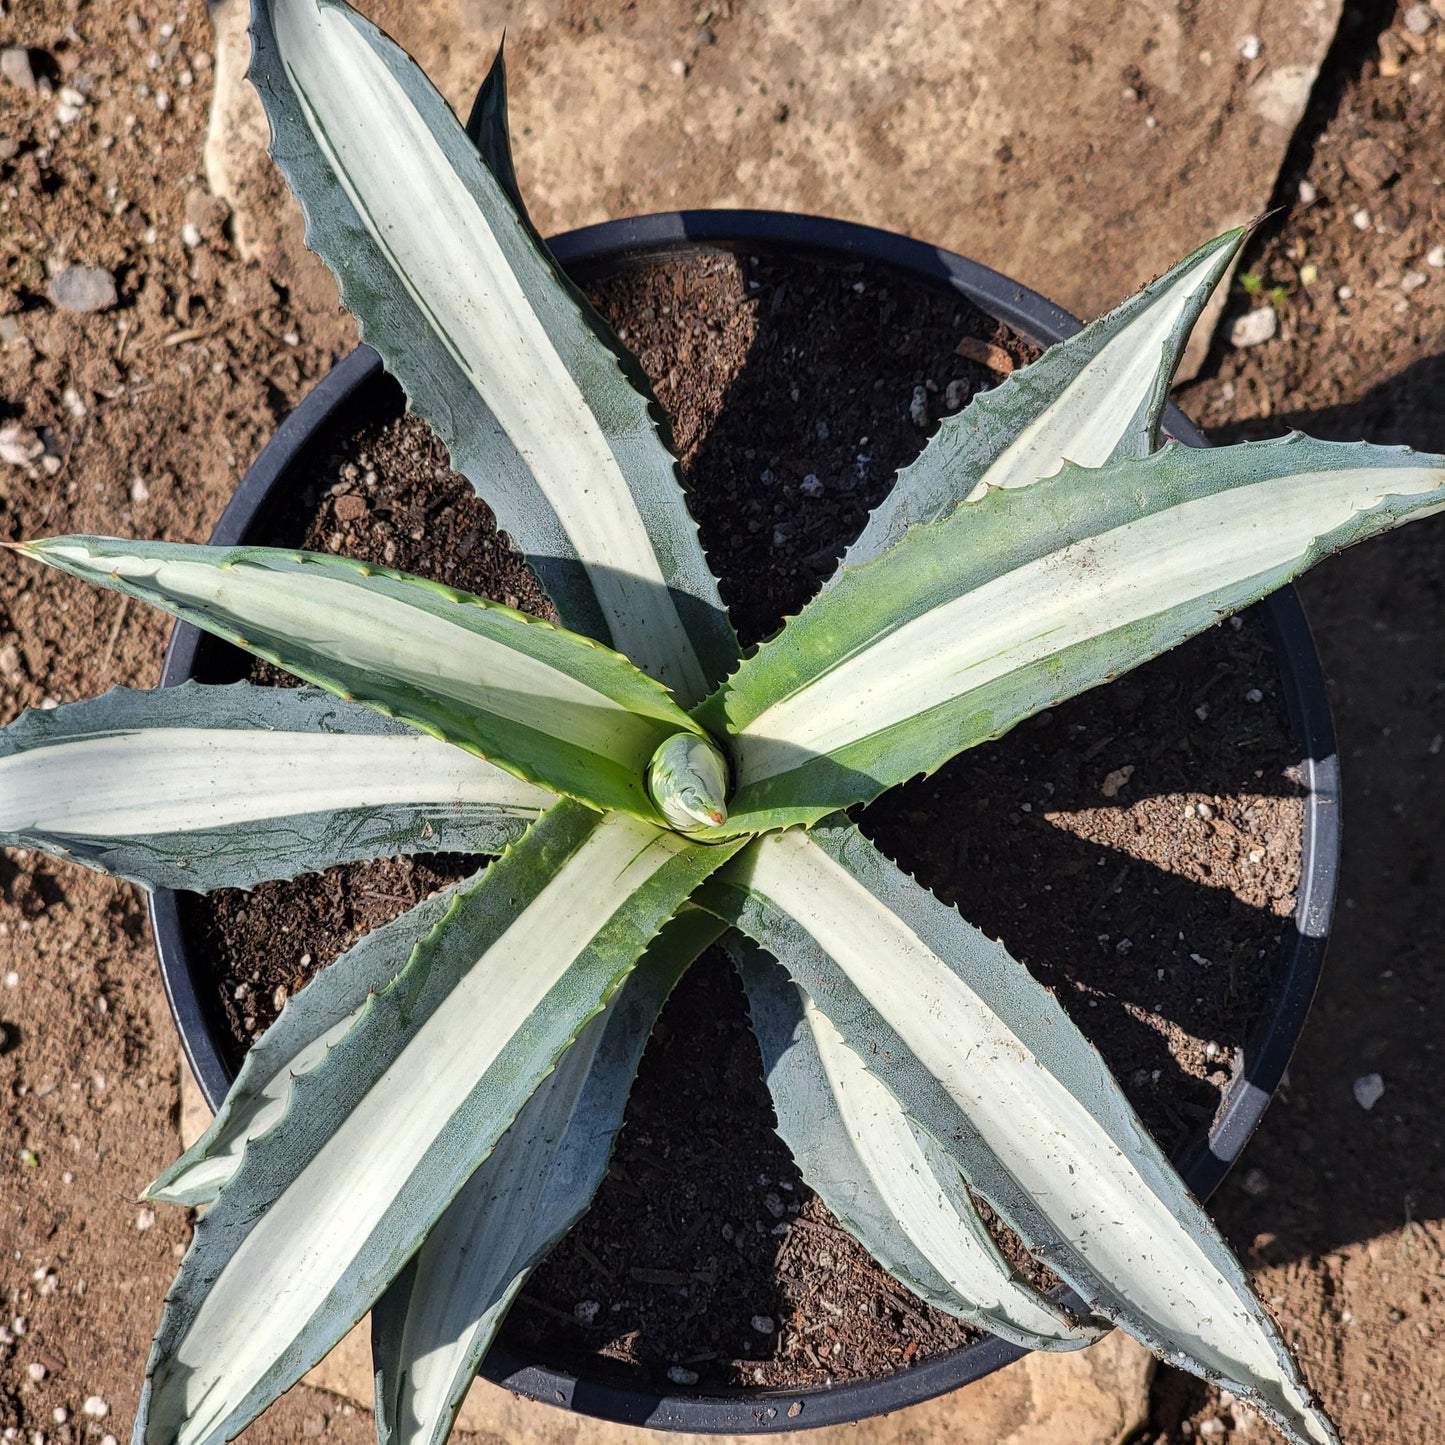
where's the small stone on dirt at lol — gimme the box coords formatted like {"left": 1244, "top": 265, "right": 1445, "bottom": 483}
{"left": 81, "top": 1397, "right": 107, "bottom": 1420}
{"left": 667, "top": 1364, "right": 698, "bottom": 1385}
{"left": 1229, "top": 307, "right": 1277, "bottom": 348}
{"left": 751, "top": 1314, "right": 775, "bottom": 1334}
{"left": 46, "top": 266, "right": 118, "bottom": 314}
{"left": 1404, "top": 4, "right": 1435, "bottom": 33}
{"left": 135, "top": 1207, "right": 156, "bottom": 1231}
{"left": 334, "top": 493, "right": 368, "bottom": 522}
{"left": 301, "top": 1411, "right": 325, "bottom": 1437}
{"left": 943, "top": 377, "right": 970, "bottom": 410}
{"left": 0, "top": 423, "right": 44, "bottom": 467}
{"left": 1239, "top": 34, "right": 1261, "bottom": 61}
{"left": 573, "top": 1299, "right": 600, "bottom": 1326}
{"left": 1345, "top": 138, "right": 1400, "bottom": 193}
{"left": 1353, "top": 1072, "right": 1385, "bottom": 1111}
{"left": 1241, "top": 1168, "right": 1270, "bottom": 1196}
{"left": 1100, "top": 765, "right": 1134, "bottom": 798}
{"left": 1, "top": 48, "right": 36, "bottom": 91}
{"left": 909, "top": 384, "right": 929, "bottom": 429}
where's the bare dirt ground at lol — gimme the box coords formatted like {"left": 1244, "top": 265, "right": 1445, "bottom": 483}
{"left": 0, "top": 2, "right": 1442, "bottom": 1445}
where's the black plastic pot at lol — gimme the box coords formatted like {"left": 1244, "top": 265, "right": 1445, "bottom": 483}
{"left": 148, "top": 211, "right": 1340, "bottom": 1433}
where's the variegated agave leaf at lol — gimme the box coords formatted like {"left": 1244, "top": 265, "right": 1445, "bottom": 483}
{"left": 729, "top": 934, "right": 1103, "bottom": 1352}
{"left": 0, "top": 684, "right": 548, "bottom": 893}
{"left": 839, "top": 226, "right": 1247, "bottom": 573}
{"left": 134, "top": 802, "right": 742, "bottom": 1445}
{"left": 146, "top": 876, "right": 478, "bottom": 1208}
{"left": 698, "top": 435, "right": 1445, "bottom": 835}
{"left": 373, "top": 906, "right": 724, "bottom": 1445}
{"left": 248, "top": 0, "right": 734, "bottom": 705}
{"left": 15, "top": 537, "right": 701, "bottom": 824}
{"left": 699, "top": 825, "right": 1339, "bottom": 1445}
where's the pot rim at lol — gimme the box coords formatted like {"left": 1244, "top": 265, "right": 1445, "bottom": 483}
{"left": 148, "top": 208, "right": 1340, "bottom": 1434}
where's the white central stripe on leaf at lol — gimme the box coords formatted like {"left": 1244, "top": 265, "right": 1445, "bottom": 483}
{"left": 168, "top": 813, "right": 687, "bottom": 1445}
{"left": 737, "top": 468, "right": 1445, "bottom": 782}
{"left": 0, "top": 728, "right": 548, "bottom": 836}
{"left": 968, "top": 243, "right": 1226, "bottom": 499}
{"left": 743, "top": 831, "right": 1325, "bottom": 1434}
{"left": 54, "top": 549, "right": 658, "bottom": 760}
{"left": 271, "top": 0, "right": 705, "bottom": 701}
{"left": 801, "top": 996, "right": 1082, "bottom": 1338}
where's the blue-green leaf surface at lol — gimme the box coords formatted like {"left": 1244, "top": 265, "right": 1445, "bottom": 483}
{"left": 840, "top": 227, "right": 1247, "bottom": 571}
{"left": 730, "top": 934, "right": 1102, "bottom": 1352}
{"left": 17, "top": 537, "right": 702, "bottom": 823}
{"left": 0, "top": 684, "right": 549, "bottom": 892}
{"left": 134, "top": 801, "right": 742, "bottom": 1445}
{"left": 248, "top": 0, "right": 734, "bottom": 705}
{"left": 697, "top": 436, "right": 1445, "bottom": 835}
{"left": 373, "top": 906, "right": 724, "bottom": 1445}
{"left": 148, "top": 875, "right": 478, "bottom": 1207}
{"left": 698, "top": 824, "right": 1339, "bottom": 1445}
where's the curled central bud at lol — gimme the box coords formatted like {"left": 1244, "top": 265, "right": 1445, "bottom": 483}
{"left": 647, "top": 732, "right": 730, "bottom": 833}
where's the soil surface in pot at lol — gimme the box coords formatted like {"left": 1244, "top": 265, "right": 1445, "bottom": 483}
{"left": 178, "top": 249, "right": 1304, "bottom": 1393}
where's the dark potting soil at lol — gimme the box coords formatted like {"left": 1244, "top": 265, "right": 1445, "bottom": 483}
{"left": 177, "top": 249, "right": 1303, "bottom": 1393}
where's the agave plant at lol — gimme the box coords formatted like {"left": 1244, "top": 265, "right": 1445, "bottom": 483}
{"left": 1, "top": 3, "right": 1440, "bottom": 1444}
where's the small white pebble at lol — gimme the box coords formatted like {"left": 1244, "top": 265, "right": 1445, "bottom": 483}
{"left": 1228, "top": 307, "right": 1276, "bottom": 348}
{"left": 666, "top": 1364, "right": 698, "bottom": 1386}
{"left": 1337, "top": 285, "right": 1354, "bottom": 301}
{"left": 1402, "top": 270, "right": 1428, "bottom": 292}
{"left": 1239, "top": 34, "right": 1261, "bottom": 60}
{"left": 136, "top": 1207, "right": 157, "bottom": 1231}
{"left": 909, "top": 384, "right": 929, "bottom": 429}
{"left": 1353, "top": 1073, "right": 1385, "bottom": 1111}
{"left": 668, "top": 57, "right": 688, "bottom": 78}
{"left": 102, "top": 1437, "right": 118, "bottom": 1445}
{"left": 1246, "top": 687, "right": 1264, "bottom": 703}
{"left": 1241, "top": 1168, "right": 1270, "bottom": 1196}
{"left": 799, "top": 473, "right": 823, "bottom": 499}
{"left": 572, "top": 1299, "right": 600, "bottom": 1326}
{"left": 26, "top": 1362, "right": 45, "bottom": 1382}
{"left": 154, "top": 90, "right": 170, "bottom": 112}
{"left": 1205, "top": 1041, "right": 1220, "bottom": 1060}
{"left": 1352, "top": 209, "right": 1372, "bottom": 232}
{"left": 13, "top": 1316, "right": 26, "bottom": 1336}
{"left": 180, "top": 222, "right": 201, "bottom": 248}
{"left": 1297, "top": 179, "right": 1318, "bottom": 205}
{"left": 1404, "top": 3, "right": 1435, "bottom": 34}
{"left": 1428, "top": 244, "right": 1445, "bottom": 268}
{"left": 751, "top": 1314, "right": 775, "bottom": 1334}
{"left": 3, "top": 972, "right": 16, "bottom": 988}
{"left": 49, "top": 1410, "right": 65, "bottom": 1427}
{"left": 1195, "top": 704, "right": 1210, "bottom": 721}
{"left": 130, "top": 476, "right": 150, "bottom": 502}
{"left": 1196, "top": 801, "right": 1214, "bottom": 819}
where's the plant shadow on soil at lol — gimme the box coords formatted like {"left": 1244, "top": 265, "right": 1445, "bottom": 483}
{"left": 1183, "top": 356, "right": 1445, "bottom": 1261}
